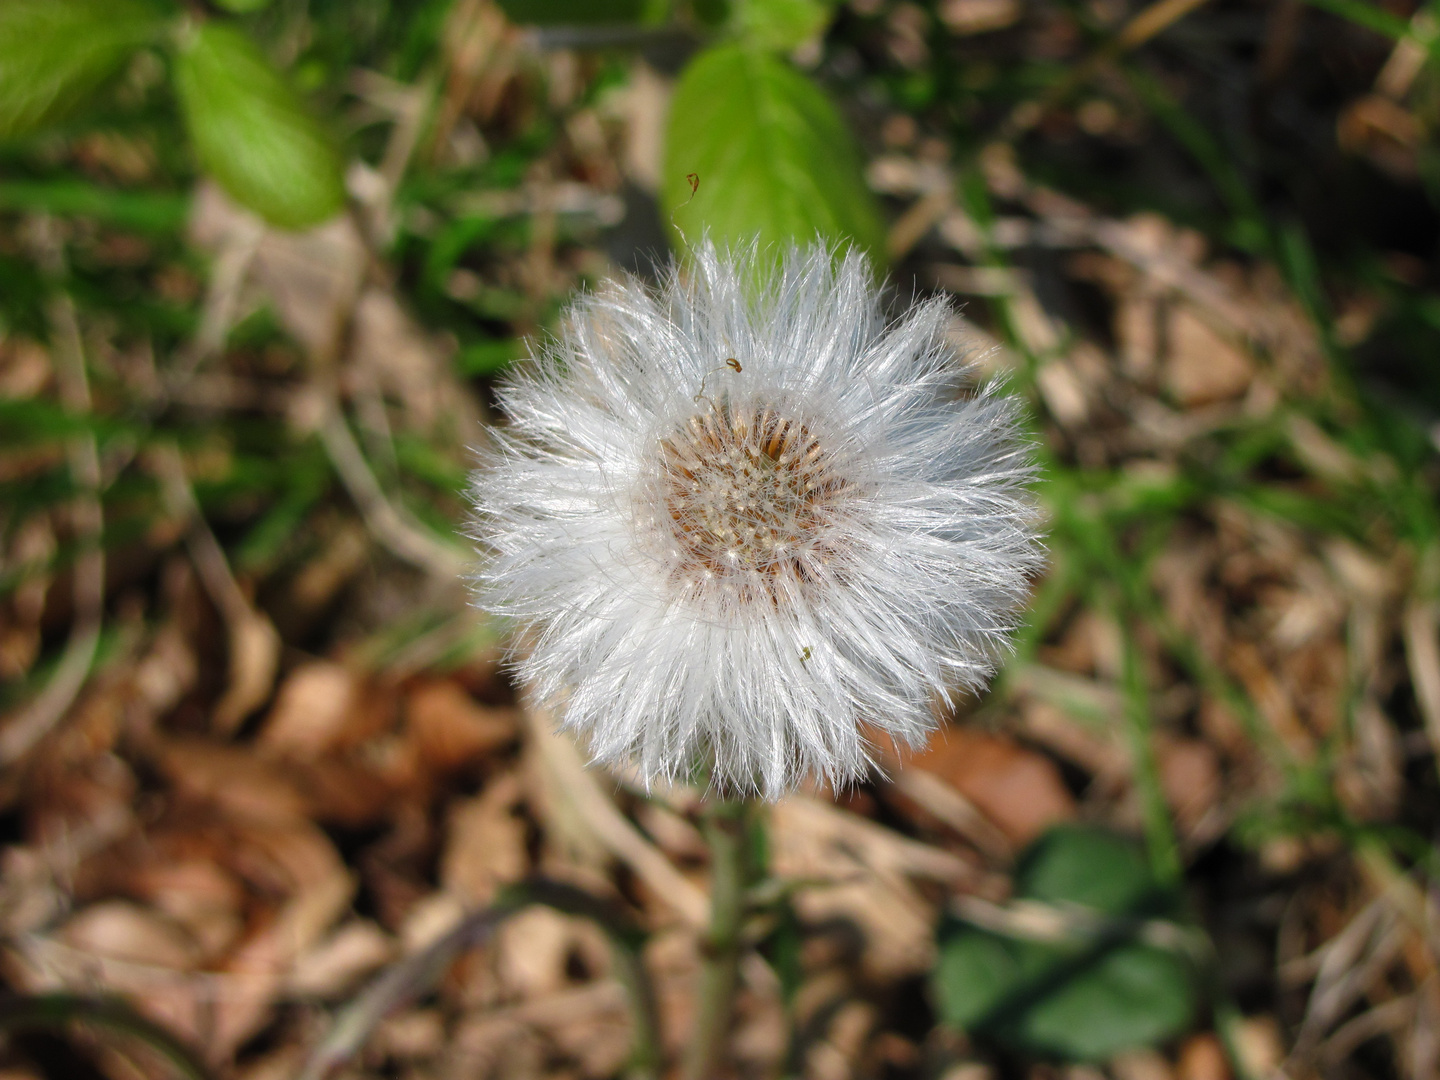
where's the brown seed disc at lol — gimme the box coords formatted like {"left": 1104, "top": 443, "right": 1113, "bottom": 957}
{"left": 652, "top": 398, "right": 851, "bottom": 599}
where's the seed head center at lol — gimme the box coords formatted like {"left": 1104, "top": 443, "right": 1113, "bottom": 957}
{"left": 656, "top": 400, "right": 848, "bottom": 585}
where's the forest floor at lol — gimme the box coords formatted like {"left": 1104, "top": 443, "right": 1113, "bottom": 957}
{"left": 2, "top": 1, "right": 1439, "bottom": 1079}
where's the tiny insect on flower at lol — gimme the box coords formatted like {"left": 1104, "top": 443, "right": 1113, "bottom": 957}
{"left": 469, "top": 241, "right": 1042, "bottom": 799}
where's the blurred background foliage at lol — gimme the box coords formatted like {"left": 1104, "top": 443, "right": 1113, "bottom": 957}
{"left": 1, "top": 0, "right": 1439, "bottom": 1078}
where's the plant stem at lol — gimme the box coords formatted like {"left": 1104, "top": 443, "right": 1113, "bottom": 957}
{"left": 682, "top": 799, "right": 748, "bottom": 1080}
{"left": 1118, "top": 606, "right": 1183, "bottom": 886}
{"left": 610, "top": 933, "right": 663, "bottom": 1080}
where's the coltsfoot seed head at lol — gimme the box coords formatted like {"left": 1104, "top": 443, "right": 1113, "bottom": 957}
{"left": 470, "top": 242, "right": 1042, "bottom": 799}
{"left": 649, "top": 397, "right": 853, "bottom": 602}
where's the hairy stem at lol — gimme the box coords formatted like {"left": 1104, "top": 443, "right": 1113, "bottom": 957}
{"left": 682, "top": 799, "right": 748, "bottom": 1080}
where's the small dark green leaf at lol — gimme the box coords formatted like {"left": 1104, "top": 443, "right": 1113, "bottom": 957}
{"left": 1012, "top": 945, "right": 1195, "bottom": 1061}
{"left": 1016, "top": 825, "right": 1156, "bottom": 914}
{"left": 0, "top": 0, "right": 162, "bottom": 139}
{"left": 495, "top": 0, "right": 663, "bottom": 25}
{"left": 0, "top": 400, "right": 142, "bottom": 446}
{"left": 933, "top": 930, "right": 1024, "bottom": 1030}
{"left": 661, "top": 44, "right": 884, "bottom": 261}
{"left": 932, "top": 826, "right": 1196, "bottom": 1062}
{"left": 173, "top": 24, "right": 345, "bottom": 229}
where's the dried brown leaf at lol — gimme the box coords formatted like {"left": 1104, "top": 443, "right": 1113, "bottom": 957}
{"left": 440, "top": 773, "right": 529, "bottom": 906}
{"left": 157, "top": 739, "right": 310, "bottom": 823}
{"left": 213, "top": 608, "right": 281, "bottom": 736}
{"left": 900, "top": 728, "right": 1076, "bottom": 846}
{"left": 1163, "top": 304, "right": 1252, "bottom": 407}
{"left": 771, "top": 797, "right": 967, "bottom": 979}
{"left": 259, "top": 661, "right": 363, "bottom": 757}
{"left": 407, "top": 679, "right": 517, "bottom": 772}
{"left": 1156, "top": 736, "right": 1223, "bottom": 839}
{"left": 288, "top": 919, "right": 396, "bottom": 998}
{"left": 126, "top": 859, "right": 246, "bottom": 960}
{"left": 59, "top": 900, "right": 201, "bottom": 970}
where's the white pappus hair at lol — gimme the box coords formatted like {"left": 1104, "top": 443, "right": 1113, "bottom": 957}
{"left": 469, "top": 242, "right": 1042, "bottom": 800}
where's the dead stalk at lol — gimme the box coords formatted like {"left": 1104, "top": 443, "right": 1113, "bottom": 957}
{"left": 154, "top": 444, "right": 282, "bottom": 734}
{"left": 1402, "top": 598, "right": 1440, "bottom": 782}
{"left": 317, "top": 397, "right": 469, "bottom": 581}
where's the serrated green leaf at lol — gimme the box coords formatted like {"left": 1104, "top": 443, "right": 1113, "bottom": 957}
{"left": 734, "top": 0, "right": 834, "bottom": 51}
{"left": 661, "top": 44, "right": 884, "bottom": 261}
{"left": 173, "top": 24, "right": 345, "bottom": 229}
{"left": 0, "top": 0, "right": 162, "bottom": 139}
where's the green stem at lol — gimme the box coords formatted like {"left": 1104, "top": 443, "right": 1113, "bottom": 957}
{"left": 682, "top": 799, "right": 749, "bottom": 1080}
{"left": 611, "top": 940, "right": 663, "bottom": 1080}
{"left": 1116, "top": 603, "right": 1184, "bottom": 886}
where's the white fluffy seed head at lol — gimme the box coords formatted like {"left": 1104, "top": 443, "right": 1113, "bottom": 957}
{"left": 470, "top": 241, "right": 1043, "bottom": 799}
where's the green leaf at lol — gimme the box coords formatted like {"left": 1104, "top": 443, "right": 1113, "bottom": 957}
{"left": 933, "top": 930, "right": 1025, "bottom": 1030}
{"left": 734, "top": 0, "right": 835, "bottom": 51}
{"left": 1016, "top": 825, "right": 1157, "bottom": 914}
{"left": 495, "top": 0, "right": 664, "bottom": 25}
{"left": 173, "top": 24, "right": 345, "bottom": 229}
{"left": 1012, "top": 945, "right": 1195, "bottom": 1061}
{"left": 0, "top": 0, "right": 162, "bottom": 139}
{"left": 661, "top": 44, "right": 884, "bottom": 261}
{"left": 212, "top": 0, "right": 276, "bottom": 11}
{"left": 932, "top": 826, "right": 1196, "bottom": 1062}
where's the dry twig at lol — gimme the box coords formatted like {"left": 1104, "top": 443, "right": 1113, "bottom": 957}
{"left": 524, "top": 703, "right": 708, "bottom": 929}
{"left": 888, "top": 769, "right": 1014, "bottom": 863}
{"left": 153, "top": 444, "right": 282, "bottom": 734}
{"left": 316, "top": 396, "right": 469, "bottom": 580}
{"left": 1402, "top": 593, "right": 1440, "bottom": 782}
